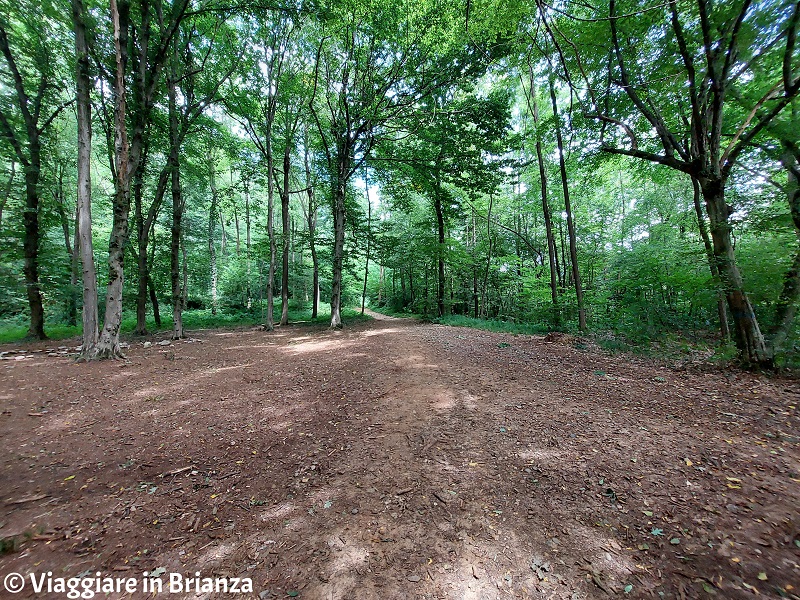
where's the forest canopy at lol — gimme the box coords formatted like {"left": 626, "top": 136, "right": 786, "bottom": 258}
{"left": 0, "top": 0, "right": 798, "bottom": 367}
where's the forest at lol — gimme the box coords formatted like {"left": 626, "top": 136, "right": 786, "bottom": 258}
{"left": 0, "top": 0, "right": 796, "bottom": 368}
{"left": 1, "top": 1, "right": 800, "bottom": 597}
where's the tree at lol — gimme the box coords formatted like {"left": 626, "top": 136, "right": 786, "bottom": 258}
{"left": 0, "top": 1, "right": 72, "bottom": 339}
{"left": 71, "top": 0, "right": 99, "bottom": 357}
{"left": 95, "top": 0, "right": 189, "bottom": 358}
{"left": 538, "top": 0, "right": 800, "bottom": 365}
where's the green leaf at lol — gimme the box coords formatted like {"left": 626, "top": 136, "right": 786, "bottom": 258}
{"left": 624, "top": 584, "right": 633, "bottom": 593}
{"left": 287, "top": 592, "right": 299, "bottom": 598}
{"left": 702, "top": 582, "right": 716, "bottom": 595}
{"left": 651, "top": 528, "right": 663, "bottom": 536}
{"left": 643, "top": 510, "right": 653, "bottom": 517}
{"left": 670, "top": 538, "right": 680, "bottom": 545}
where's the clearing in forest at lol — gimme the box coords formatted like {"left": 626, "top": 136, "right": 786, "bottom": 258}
{"left": 0, "top": 316, "right": 798, "bottom": 599}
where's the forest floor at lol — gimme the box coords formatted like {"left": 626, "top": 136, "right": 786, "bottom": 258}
{"left": 0, "top": 312, "right": 798, "bottom": 600}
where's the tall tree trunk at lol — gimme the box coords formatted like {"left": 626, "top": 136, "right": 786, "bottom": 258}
{"left": 72, "top": 0, "right": 98, "bottom": 356}
{"left": 280, "top": 143, "right": 290, "bottom": 325}
{"left": 220, "top": 212, "right": 227, "bottom": 255}
{"left": 134, "top": 164, "right": 148, "bottom": 334}
{"left": 95, "top": 0, "right": 132, "bottom": 359}
{"left": 409, "top": 266, "right": 414, "bottom": 308}
{"left": 70, "top": 205, "right": 80, "bottom": 327}
{"left": 208, "top": 150, "right": 219, "bottom": 316}
{"left": 54, "top": 167, "right": 78, "bottom": 327}
{"left": 168, "top": 42, "right": 184, "bottom": 340}
{"left": 549, "top": 77, "right": 586, "bottom": 330}
{"left": 330, "top": 151, "right": 348, "bottom": 329}
{"left": 691, "top": 177, "right": 730, "bottom": 340}
{"left": 147, "top": 218, "right": 160, "bottom": 326}
{"left": 480, "top": 194, "right": 495, "bottom": 318}
{"left": 22, "top": 142, "right": 45, "bottom": 339}
{"left": 302, "top": 129, "right": 319, "bottom": 319}
{"left": 700, "top": 177, "right": 770, "bottom": 366}
{"left": 532, "top": 93, "right": 559, "bottom": 325}
{"left": 233, "top": 175, "right": 241, "bottom": 255}
{"left": 361, "top": 171, "right": 371, "bottom": 314}
{"left": 265, "top": 127, "right": 276, "bottom": 330}
{"left": 434, "top": 174, "right": 446, "bottom": 318}
{"left": 245, "top": 179, "right": 252, "bottom": 309}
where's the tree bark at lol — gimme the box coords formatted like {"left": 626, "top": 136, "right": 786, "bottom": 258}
{"left": 691, "top": 177, "right": 730, "bottom": 340}
{"left": 208, "top": 150, "right": 219, "bottom": 316}
{"left": 330, "top": 148, "right": 348, "bottom": 329}
{"left": 72, "top": 0, "right": 98, "bottom": 356}
{"left": 280, "top": 143, "right": 291, "bottom": 325}
{"left": 302, "top": 128, "right": 319, "bottom": 319}
{"left": 549, "top": 77, "right": 586, "bottom": 330}
{"left": 532, "top": 93, "right": 559, "bottom": 325}
{"left": 168, "top": 40, "right": 184, "bottom": 340}
{"left": 95, "top": 0, "right": 132, "bottom": 359}
{"left": 434, "top": 172, "right": 446, "bottom": 318}
{"left": 361, "top": 171, "right": 371, "bottom": 315}
{"left": 54, "top": 166, "right": 78, "bottom": 327}
{"left": 265, "top": 128, "right": 276, "bottom": 330}
{"left": 700, "top": 177, "right": 770, "bottom": 366}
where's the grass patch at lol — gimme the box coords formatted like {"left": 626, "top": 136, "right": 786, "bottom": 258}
{"left": 0, "top": 302, "right": 372, "bottom": 345}
{"left": 367, "top": 305, "right": 423, "bottom": 319}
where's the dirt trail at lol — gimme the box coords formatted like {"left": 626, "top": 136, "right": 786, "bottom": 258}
{"left": 0, "top": 317, "right": 798, "bottom": 599}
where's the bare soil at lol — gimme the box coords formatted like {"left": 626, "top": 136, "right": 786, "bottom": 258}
{"left": 1, "top": 313, "right": 798, "bottom": 599}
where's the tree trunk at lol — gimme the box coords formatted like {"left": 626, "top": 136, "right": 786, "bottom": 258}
{"left": 208, "top": 151, "right": 219, "bottom": 316}
{"left": 361, "top": 171, "right": 371, "bottom": 314}
{"left": 280, "top": 143, "right": 290, "bottom": 326}
{"left": 54, "top": 167, "right": 78, "bottom": 327}
{"left": 330, "top": 153, "right": 347, "bottom": 328}
{"left": 95, "top": 0, "right": 131, "bottom": 359}
{"left": 434, "top": 178, "right": 446, "bottom": 318}
{"left": 72, "top": 0, "right": 98, "bottom": 356}
{"left": 302, "top": 130, "right": 319, "bottom": 319}
{"left": 168, "top": 41, "right": 184, "bottom": 340}
{"left": 532, "top": 93, "right": 559, "bottom": 325}
{"left": 549, "top": 77, "right": 586, "bottom": 330}
{"left": 700, "top": 177, "right": 770, "bottom": 366}
{"left": 480, "top": 194, "right": 495, "bottom": 319}
{"left": 692, "top": 177, "right": 730, "bottom": 340}
{"left": 265, "top": 130, "right": 276, "bottom": 330}
{"left": 22, "top": 145, "right": 46, "bottom": 339}
{"left": 134, "top": 165, "right": 148, "bottom": 334}
{"left": 245, "top": 179, "right": 252, "bottom": 309}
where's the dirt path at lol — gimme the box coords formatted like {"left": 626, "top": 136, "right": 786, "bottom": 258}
{"left": 1, "top": 318, "right": 798, "bottom": 599}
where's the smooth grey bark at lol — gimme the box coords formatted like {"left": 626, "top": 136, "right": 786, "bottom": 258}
{"left": 72, "top": 0, "right": 98, "bottom": 356}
